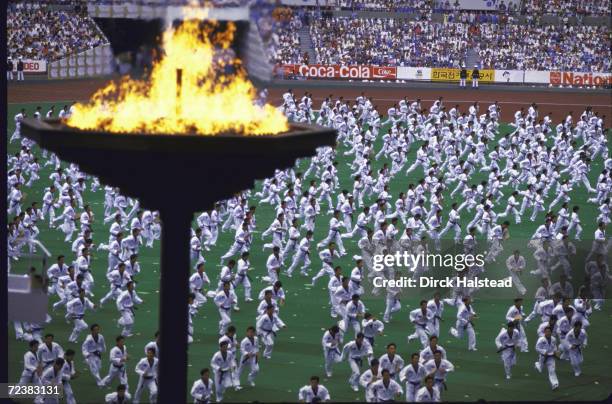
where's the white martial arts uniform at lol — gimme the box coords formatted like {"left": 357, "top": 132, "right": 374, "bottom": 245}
{"left": 237, "top": 335, "right": 259, "bottom": 386}
{"left": 191, "top": 377, "right": 214, "bottom": 404}
{"left": 371, "top": 378, "right": 403, "bottom": 401}
{"left": 564, "top": 328, "right": 587, "bottom": 376}
{"left": 116, "top": 289, "right": 143, "bottom": 337}
{"left": 214, "top": 289, "right": 238, "bottom": 336}
{"left": 341, "top": 339, "right": 373, "bottom": 390}
{"left": 450, "top": 302, "right": 477, "bottom": 350}
{"left": 133, "top": 356, "right": 158, "bottom": 403}
{"left": 322, "top": 330, "right": 343, "bottom": 377}
{"left": 415, "top": 385, "right": 441, "bottom": 402}
{"left": 399, "top": 362, "right": 427, "bottom": 402}
{"left": 534, "top": 335, "right": 559, "bottom": 389}
{"left": 66, "top": 296, "right": 95, "bottom": 343}
{"left": 423, "top": 358, "right": 454, "bottom": 393}
{"left": 495, "top": 327, "right": 520, "bottom": 378}
{"left": 100, "top": 345, "right": 129, "bottom": 389}
{"left": 210, "top": 350, "right": 235, "bottom": 402}
{"left": 409, "top": 308, "right": 434, "bottom": 348}
{"left": 256, "top": 312, "right": 286, "bottom": 359}
{"left": 81, "top": 333, "right": 106, "bottom": 384}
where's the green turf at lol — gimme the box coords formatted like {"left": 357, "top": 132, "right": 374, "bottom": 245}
{"left": 7, "top": 101, "right": 612, "bottom": 402}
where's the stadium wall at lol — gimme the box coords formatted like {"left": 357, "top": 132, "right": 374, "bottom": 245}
{"left": 278, "top": 64, "right": 612, "bottom": 87}
{"left": 47, "top": 45, "right": 114, "bottom": 80}
{"left": 277, "top": 0, "right": 522, "bottom": 9}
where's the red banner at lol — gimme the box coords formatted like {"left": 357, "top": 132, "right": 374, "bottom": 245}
{"left": 280, "top": 64, "right": 397, "bottom": 80}
{"left": 550, "top": 71, "right": 612, "bottom": 86}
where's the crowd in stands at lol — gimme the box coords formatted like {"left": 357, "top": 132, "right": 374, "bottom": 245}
{"left": 310, "top": 17, "right": 466, "bottom": 67}
{"left": 264, "top": 13, "right": 305, "bottom": 65}
{"left": 7, "top": 2, "right": 108, "bottom": 61}
{"left": 521, "top": 0, "right": 610, "bottom": 16}
{"left": 477, "top": 24, "right": 611, "bottom": 72}
{"left": 254, "top": 4, "right": 310, "bottom": 65}
{"left": 306, "top": 15, "right": 611, "bottom": 72}
{"left": 80, "top": 0, "right": 250, "bottom": 5}
{"left": 325, "top": 0, "right": 608, "bottom": 16}
{"left": 332, "top": 0, "right": 433, "bottom": 12}
{"left": 443, "top": 10, "right": 515, "bottom": 23}
{"left": 331, "top": 0, "right": 521, "bottom": 12}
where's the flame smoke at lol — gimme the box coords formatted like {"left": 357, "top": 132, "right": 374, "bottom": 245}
{"left": 66, "top": 19, "right": 288, "bottom": 135}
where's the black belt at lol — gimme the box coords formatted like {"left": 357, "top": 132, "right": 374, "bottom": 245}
{"left": 261, "top": 329, "right": 276, "bottom": 337}
{"left": 497, "top": 345, "right": 515, "bottom": 353}
{"left": 350, "top": 358, "right": 364, "bottom": 367}
{"left": 541, "top": 354, "right": 556, "bottom": 363}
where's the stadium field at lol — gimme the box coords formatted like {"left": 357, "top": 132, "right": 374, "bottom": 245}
{"left": 7, "top": 95, "right": 612, "bottom": 403}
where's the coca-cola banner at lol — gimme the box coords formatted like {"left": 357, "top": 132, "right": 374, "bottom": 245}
{"left": 278, "top": 64, "right": 611, "bottom": 87}
{"left": 281, "top": 64, "right": 397, "bottom": 80}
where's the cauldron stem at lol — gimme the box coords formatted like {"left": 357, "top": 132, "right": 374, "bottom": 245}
{"left": 176, "top": 68, "right": 183, "bottom": 116}
{"left": 157, "top": 207, "right": 192, "bottom": 402}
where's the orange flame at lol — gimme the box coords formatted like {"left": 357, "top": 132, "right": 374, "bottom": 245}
{"left": 66, "top": 19, "right": 288, "bottom": 135}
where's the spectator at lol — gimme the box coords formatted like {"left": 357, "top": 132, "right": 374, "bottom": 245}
{"left": 522, "top": 0, "right": 610, "bottom": 17}
{"left": 7, "top": 2, "right": 108, "bottom": 62}
{"left": 304, "top": 13, "right": 610, "bottom": 72}
{"left": 7, "top": 58, "right": 14, "bottom": 80}
{"left": 17, "top": 57, "right": 24, "bottom": 81}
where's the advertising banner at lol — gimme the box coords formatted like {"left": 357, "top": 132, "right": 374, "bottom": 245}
{"left": 431, "top": 68, "right": 494, "bottom": 82}
{"left": 11, "top": 59, "right": 47, "bottom": 73}
{"left": 281, "top": 64, "right": 397, "bottom": 80}
{"left": 279, "top": 64, "right": 611, "bottom": 87}
{"left": 397, "top": 66, "right": 431, "bottom": 80}
{"left": 549, "top": 71, "right": 612, "bottom": 87}
{"left": 523, "top": 70, "right": 550, "bottom": 84}
{"left": 494, "top": 69, "right": 523, "bottom": 84}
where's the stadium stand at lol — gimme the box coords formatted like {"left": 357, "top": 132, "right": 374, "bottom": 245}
{"left": 264, "top": 11, "right": 305, "bottom": 65}
{"left": 521, "top": 0, "right": 611, "bottom": 16}
{"left": 7, "top": 2, "right": 108, "bottom": 61}
{"left": 303, "top": 14, "right": 611, "bottom": 72}
{"left": 477, "top": 23, "right": 611, "bottom": 72}
{"left": 327, "top": 0, "right": 521, "bottom": 12}
{"left": 309, "top": 17, "right": 468, "bottom": 67}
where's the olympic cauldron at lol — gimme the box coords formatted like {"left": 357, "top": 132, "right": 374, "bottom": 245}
{"left": 21, "top": 119, "right": 336, "bottom": 401}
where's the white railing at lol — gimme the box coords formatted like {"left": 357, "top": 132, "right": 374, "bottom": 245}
{"left": 48, "top": 44, "right": 114, "bottom": 79}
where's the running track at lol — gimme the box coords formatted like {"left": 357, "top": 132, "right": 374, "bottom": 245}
{"left": 8, "top": 79, "right": 612, "bottom": 127}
